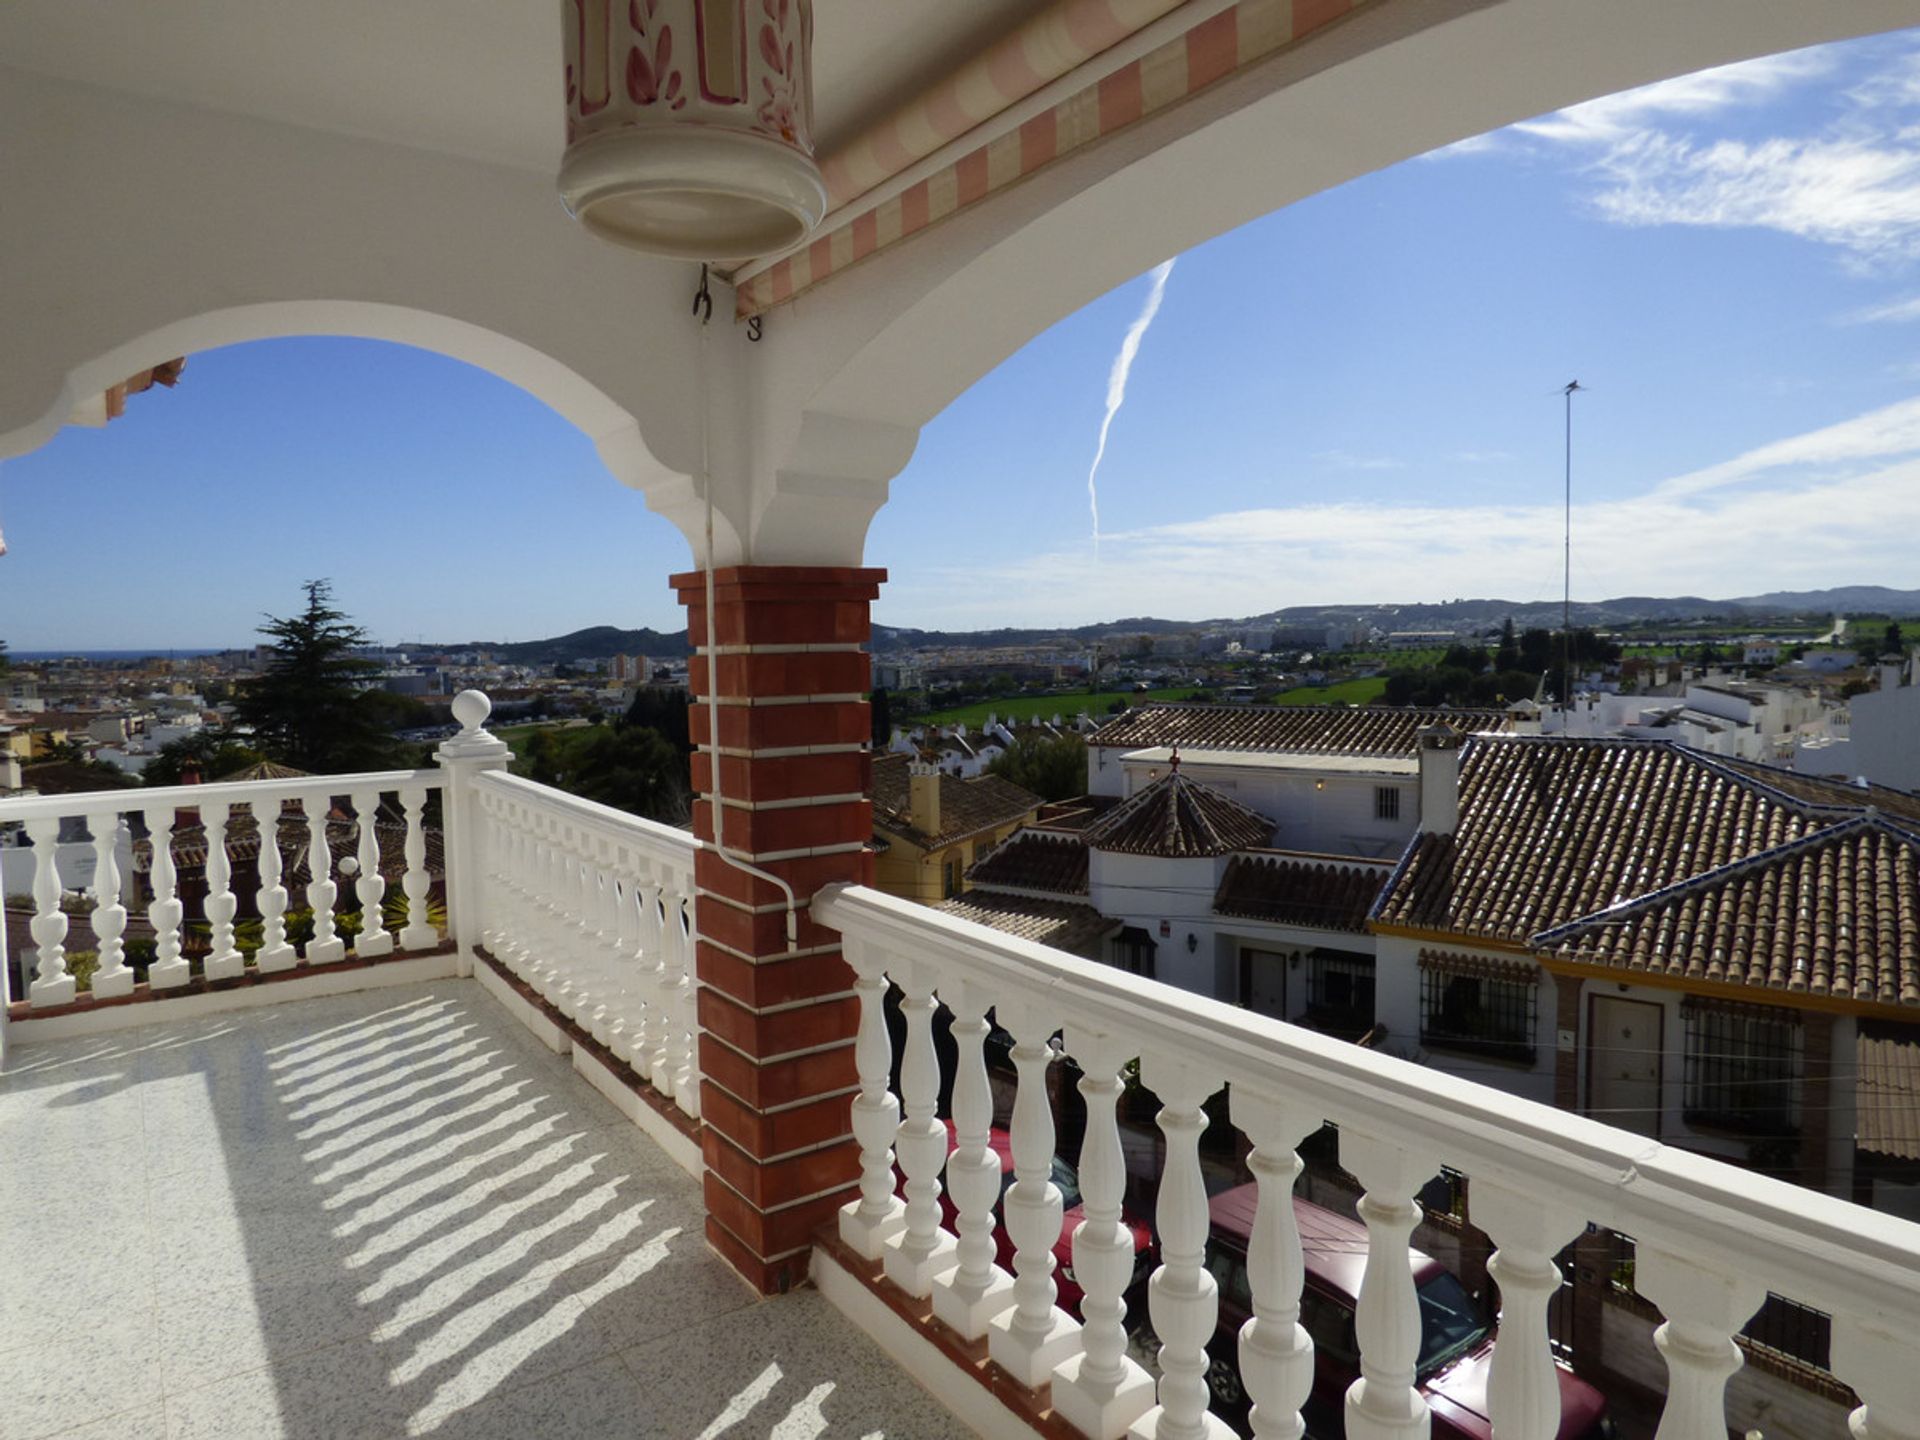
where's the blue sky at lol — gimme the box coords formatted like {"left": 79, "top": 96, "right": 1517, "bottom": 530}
{"left": 11, "top": 31, "right": 1920, "bottom": 647}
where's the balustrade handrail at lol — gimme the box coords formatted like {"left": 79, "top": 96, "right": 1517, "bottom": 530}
{"left": 0, "top": 767, "right": 442, "bottom": 823}
{"left": 470, "top": 770, "right": 695, "bottom": 875}
{"left": 812, "top": 880, "right": 1920, "bottom": 1336}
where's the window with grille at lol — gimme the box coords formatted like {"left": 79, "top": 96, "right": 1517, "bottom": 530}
{"left": 1374, "top": 785, "right": 1400, "bottom": 821}
{"left": 1682, "top": 999, "right": 1802, "bottom": 1135}
{"left": 1419, "top": 965, "right": 1537, "bottom": 1063}
{"left": 1305, "top": 950, "right": 1375, "bottom": 1037}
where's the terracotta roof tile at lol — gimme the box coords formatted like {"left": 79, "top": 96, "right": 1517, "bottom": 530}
{"left": 870, "top": 752, "right": 1041, "bottom": 848}
{"left": 1090, "top": 702, "right": 1513, "bottom": 757}
{"left": 1374, "top": 736, "right": 1836, "bottom": 943}
{"left": 1859, "top": 1030, "right": 1920, "bottom": 1160}
{"left": 934, "top": 891, "right": 1118, "bottom": 958}
{"left": 1535, "top": 815, "right": 1920, "bottom": 1007}
{"left": 966, "top": 830, "right": 1089, "bottom": 895}
{"left": 1212, "top": 853, "right": 1389, "bottom": 932}
{"left": 1082, "top": 771, "right": 1272, "bottom": 858}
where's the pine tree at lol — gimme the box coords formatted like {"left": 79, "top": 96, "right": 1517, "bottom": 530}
{"left": 234, "top": 581, "right": 398, "bottom": 772}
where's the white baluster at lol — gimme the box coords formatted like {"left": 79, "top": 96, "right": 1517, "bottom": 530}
{"left": 1473, "top": 1180, "right": 1584, "bottom": 1440}
{"left": 633, "top": 872, "right": 666, "bottom": 1085}
{"left": 88, "top": 812, "right": 134, "bottom": 998}
{"left": 145, "top": 805, "right": 188, "bottom": 988}
{"left": 605, "top": 860, "right": 640, "bottom": 1063}
{"left": 24, "top": 818, "right": 73, "bottom": 1007}
{"left": 304, "top": 793, "right": 344, "bottom": 963}
{"left": 668, "top": 883, "right": 699, "bottom": 1118}
{"left": 932, "top": 977, "right": 1016, "bottom": 1338}
{"left": 351, "top": 789, "right": 392, "bottom": 957}
{"left": 201, "top": 802, "right": 242, "bottom": 980}
{"left": 1635, "top": 1246, "right": 1763, "bottom": 1440}
{"left": 397, "top": 783, "right": 437, "bottom": 949}
{"left": 1054, "top": 1027, "right": 1154, "bottom": 1440}
{"left": 1129, "top": 1056, "right": 1229, "bottom": 1440}
{"left": 839, "top": 935, "right": 906, "bottom": 1259}
{"left": 1228, "top": 1087, "right": 1318, "bottom": 1440}
{"left": 1834, "top": 1311, "right": 1920, "bottom": 1440}
{"left": 885, "top": 957, "right": 957, "bottom": 1296}
{"left": 252, "top": 797, "right": 296, "bottom": 972}
{"left": 1342, "top": 1133, "right": 1442, "bottom": 1440}
{"left": 989, "top": 998, "right": 1082, "bottom": 1389}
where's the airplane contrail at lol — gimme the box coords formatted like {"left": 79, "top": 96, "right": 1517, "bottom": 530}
{"left": 1087, "top": 257, "right": 1175, "bottom": 545}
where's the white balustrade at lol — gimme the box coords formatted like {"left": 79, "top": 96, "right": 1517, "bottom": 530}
{"left": 201, "top": 803, "right": 242, "bottom": 981}
{"left": 304, "top": 793, "right": 345, "bottom": 964}
{"left": 930, "top": 977, "right": 1015, "bottom": 1337}
{"left": 885, "top": 957, "right": 957, "bottom": 1296}
{"left": 0, "top": 768, "right": 444, "bottom": 1005}
{"left": 1229, "top": 1087, "right": 1317, "bottom": 1440}
{"left": 988, "top": 997, "right": 1081, "bottom": 1388}
{"left": 350, "top": 788, "right": 392, "bottom": 958}
{"left": 88, "top": 811, "right": 133, "bottom": 998}
{"left": 463, "top": 769, "right": 700, "bottom": 1115}
{"left": 1473, "top": 1179, "right": 1585, "bottom": 1440}
{"left": 144, "top": 804, "right": 187, "bottom": 988}
{"left": 810, "top": 884, "right": 1920, "bottom": 1440}
{"left": 1634, "top": 1247, "right": 1763, "bottom": 1440}
{"left": 24, "top": 817, "right": 72, "bottom": 1006}
{"left": 1054, "top": 1026, "right": 1153, "bottom": 1440}
{"left": 1133, "top": 1055, "right": 1229, "bottom": 1440}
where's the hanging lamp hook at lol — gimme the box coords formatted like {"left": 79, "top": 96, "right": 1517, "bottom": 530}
{"left": 692, "top": 264, "right": 713, "bottom": 324}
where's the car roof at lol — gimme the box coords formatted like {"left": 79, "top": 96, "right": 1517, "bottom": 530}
{"left": 1208, "top": 1184, "right": 1444, "bottom": 1300}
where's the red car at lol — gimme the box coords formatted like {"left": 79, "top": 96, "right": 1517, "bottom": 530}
{"left": 896, "top": 1122, "right": 1154, "bottom": 1317}
{"left": 1202, "top": 1186, "right": 1612, "bottom": 1439}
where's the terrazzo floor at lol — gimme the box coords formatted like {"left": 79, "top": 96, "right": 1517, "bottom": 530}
{"left": 0, "top": 981, "right": 975, "bottom": 1440}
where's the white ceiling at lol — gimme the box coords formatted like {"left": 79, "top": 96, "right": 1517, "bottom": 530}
{"left": 0, "top": 1, "right": 1036, "bottom": 172}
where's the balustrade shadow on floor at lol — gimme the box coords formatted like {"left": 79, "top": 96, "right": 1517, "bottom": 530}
{"left": 0, "top": 981, "right": 972, "bottom": 1439}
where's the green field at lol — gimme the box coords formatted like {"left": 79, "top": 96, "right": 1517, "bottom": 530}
{"left": 1271, "top": 677, "right": 1388, "bottom": 706}
{"left": 919, "top": 688, "right": 1197, "bottom": 727}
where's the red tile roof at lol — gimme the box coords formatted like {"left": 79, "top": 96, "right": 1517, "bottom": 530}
{"left": 1089, "top": 702, "right": 1513, "bottom": 757}
{"left": 1082, "top": 771, "right": 1272, "bottom": 858}
{"left": 870, "top": 752, "right": 1041, "bottom": 848}
{"left": 966, "top": 830, "right": 1089, "bottom": 895}
{"left": 934, "top": 891, "right": 1119, "bottom": 959}
{"left": 1374, "top": 736, "right": 1837, "bottom": 944}
{"left": 1212, "top": 853, "right": 1391, "bottom": 932}
{"left": 1535, "top": 815, "right": 1920, "bottom": 1007}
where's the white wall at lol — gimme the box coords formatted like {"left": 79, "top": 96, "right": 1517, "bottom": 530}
{"left": 1838, "top": 677, "right": 1920, "bottom": 792}
{"left": 1088, "top": 849, "right": 1226, "bottom": 998}
{"left": 1118, "top": 756, "right": 1414, "bottom": 860}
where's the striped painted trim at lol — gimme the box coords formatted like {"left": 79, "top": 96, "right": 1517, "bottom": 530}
{"left": 736, "top": 0, "right": 1360, "bottom": 319}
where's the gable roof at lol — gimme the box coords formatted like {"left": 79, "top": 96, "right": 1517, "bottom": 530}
{"left": 1213, "top": 852, "right": 1391, "bottom": 933}
{"left": 966, "top": 829, "right": 1089, "bottom": 895}
{"left": 870, "top": 751, "right": 1041, "bottom": 849}
{"left": 1082, "top": 770, "right": 1273, "bottom": 858}
{"left": 1372, "top": 735, "right": 1872, "bottom": 945}
{"left": 1534, "top": 814, "right": 1920, "bottom": 1008}
{"left": 1089, "top": 702, "right": 1512, "bottom": 757}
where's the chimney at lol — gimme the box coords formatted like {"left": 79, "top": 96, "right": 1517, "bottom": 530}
{"left": 909, "top": 759, "right": 941, "bottom": 836}
{"left": 1882, "top": 663, "right": 1903, "bottom": 694}
{"left": 1418, "top": 723, "right": 1462, "bottom": 836}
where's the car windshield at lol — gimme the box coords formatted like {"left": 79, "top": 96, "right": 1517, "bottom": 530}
{"left": 1416, "top": 1272, "right": 1490, "bottom": 1376}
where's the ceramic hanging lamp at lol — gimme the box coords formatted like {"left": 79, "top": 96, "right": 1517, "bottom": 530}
{"left": 558, "top": 0, "right": 825, "bottom": 260}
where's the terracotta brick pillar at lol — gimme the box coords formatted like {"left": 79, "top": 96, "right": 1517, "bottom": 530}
{"left": 1554, "top": 974, "right": 1582, "bottom": 1112}
{"left": 673, "top": 564, "right": 885, "bottom": 1293}
{"left": 1799, "top": 1012, "right": 1834, "bottom": 1194}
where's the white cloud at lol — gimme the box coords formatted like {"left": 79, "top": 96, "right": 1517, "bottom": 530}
{"left": 1847, "top": 294, "right": 1920, "bottom": 323}
{"left": 1514, "top": 50, "right": 1836, "bottom": 147}
{"left": 1656, "top": 392, "right": 1920, "bottom": 496}
{"left": 882, "top": 456, "right": 1920, "bottom": 628}
{"left": 1314, "top": 449, "right": 1403, "bottom": 471}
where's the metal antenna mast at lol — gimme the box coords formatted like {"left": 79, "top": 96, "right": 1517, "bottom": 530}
{"left": 1561, "top": 380, "right": 1583, "bottom": 716}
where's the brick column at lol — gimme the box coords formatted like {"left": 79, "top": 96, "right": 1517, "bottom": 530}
{"left": 673, "top": 564, "right": 885, "bottom": 1293}
{"left": 1554, "top": 974, "right": 1582, "bottom": 1112}
{"left": 1799, "top": 1011, "right": 1834, "bottom": 1194}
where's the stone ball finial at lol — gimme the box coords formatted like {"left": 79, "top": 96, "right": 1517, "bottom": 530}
{"left": 452, "top": 689, "right": 492, "bottom": 733}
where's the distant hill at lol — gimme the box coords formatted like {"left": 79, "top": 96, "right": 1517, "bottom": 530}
{"left": 439, "top": 586, "right": 1918, "bottom": 664}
